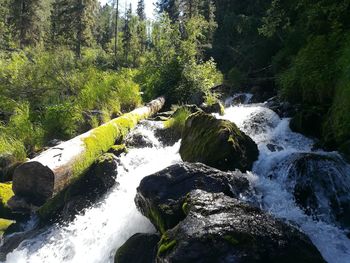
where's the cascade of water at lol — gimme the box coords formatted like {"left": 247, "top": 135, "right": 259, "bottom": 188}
{"left": 3, "top": 102, "right": 350, "bottom": 263}
{"left": 218, "top": 104, "right": 350, "bottom": 263}
{"left": 4, "top": 122, "right": 181, "bottom": 263}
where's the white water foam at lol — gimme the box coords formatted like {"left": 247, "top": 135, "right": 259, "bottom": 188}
{"left": 219, "top": 104, "right": 350, "bottom": 263}
{"left": 5, "top": 123, "right": 181, "bottom": 263}
{"left": 4, "top": 104, "right": 350, "bottom": 263}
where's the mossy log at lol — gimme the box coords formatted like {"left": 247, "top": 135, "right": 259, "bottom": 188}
{"left": 11, "top": 97, "right": 165, "bottom": 206}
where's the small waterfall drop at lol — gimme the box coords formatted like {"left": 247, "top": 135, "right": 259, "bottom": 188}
{"left": 3, "top": 99, "right": 350, "bottom": 263}
{"left": 4, "top": 122, "right": 181, "bottom": 263}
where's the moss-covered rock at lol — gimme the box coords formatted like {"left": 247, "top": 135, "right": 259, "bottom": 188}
{"left": 179, "top": 112, "right": 259, "bottom": 172}
{"left": 0, "top": 218, "right": 15, "bottom": 237}
{"left": 114, "top": 233, "right": 160, "bottom": 263}
{"left": 156, "top": 190, "right": 325, "bottom": 263}
{"left": 0, "top": 183, "right": 14, "bottom": 219}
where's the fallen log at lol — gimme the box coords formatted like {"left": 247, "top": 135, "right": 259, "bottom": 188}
{"left": 11, "top": 97, "right": 165, "bottom": 206}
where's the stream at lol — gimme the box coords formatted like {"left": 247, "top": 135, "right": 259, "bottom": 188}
{"left": 2, "top": 96, "right": 350, "bottom": 263}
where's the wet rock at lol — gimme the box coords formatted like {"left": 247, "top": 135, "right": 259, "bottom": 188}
{"left": 180, "top": 112, "right": 259, "bottom": 172}
{"left": 157, "top": 190, "right": 325, "bottom": 263}
{"left": 266, "top": 144, "right": 284, "bottom": 152}
{"left": 61, "top": 195, "right": 90, "bottom": 221}
{"left": 189, "top": 91, "right": 205, "bottom": 106}
{"left": 200, "top": 101, "right": 225, "bottom": 115}
{"left": 285, "top": 153, "right": 350, "bottom": 229}
{"left": 108, "top": 144, "right": 127, "bottom": 156}
{"left": 126, "top": 131, "right": 155, "bottom": 148}
{"left": 0, "top": 227, "right": 44, "bottom": 261}
{"left": 241, "top": 107, "right": 280, "bottom": 135}
{"left": 114, "top": 233, "right": 160, "bottom": 263}
{"left": 154, "top": 127, "right": 180, "bottom": 147}
{"left": 135, "top": 162, "right": 250, "bottom": 233}
{"left": 265, "top": 96, "right": 297, "bottom": 118}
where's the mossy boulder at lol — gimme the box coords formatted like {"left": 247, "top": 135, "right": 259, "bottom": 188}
{"left": 135, "top": 162, "right": 250, "bottom": 233}
{"left": 0, "top": 218, "right": 15, "bottom": 237}
{"left": 179, "top": 112, "right": 259, "bottom": 172}
{"left": 114, "top": 233, "right": 160, "bottom": 263}
{"left": 157, "top": 190, "right": 325, "bottom": 263}
{"left": 0, "top": 183, "right": 14, "bottom": 219}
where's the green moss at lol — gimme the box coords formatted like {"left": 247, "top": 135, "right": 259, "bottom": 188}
{"left": 38, "top": 188, "right": 66, "bottom": 220}
{"left": 163, "top": 107, "right": 192, "bottom": 138}
{"left": 182, "top": 202, "right": 189, "bottom": 215}
{"left": 0, "top": 218, "right": 15, "bottom": 236}
{"left": 108, "top": 144, "right": 127, "bottom": 156}
{"left": 179, "top": 111, "right": 258, "bottom": 172}
{"left": 148, "top": 207, "right": 166, "bottom": 234}
{"left": 0, "top": 182, "right": 14, "bottom": 219}
{"left": 223, "top": 235, "right": 239, "bottom": 246}
{"left": 157, "top": 234, "right": 177, "bottom": 256}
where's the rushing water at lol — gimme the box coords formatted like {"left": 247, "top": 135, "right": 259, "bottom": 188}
{"left": 3, "top": 98, "right": 350, "bottom": 263}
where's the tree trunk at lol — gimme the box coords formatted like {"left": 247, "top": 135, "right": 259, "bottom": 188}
{"left": 11, "top": 97, "right": 165, "bottom": 206}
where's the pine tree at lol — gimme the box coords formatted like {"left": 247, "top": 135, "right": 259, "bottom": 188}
{"left": 123, "top": 3, "right": 132, "bottom": 62}
{"left": 11, "top": 0, "right": 51, "bottom": 48}
{"left": 156, "top": 0, "right": 180, "bottom": 22}
{"left": 137, "top": 0, "right": 146, "bottom": 21}
{"left": 50, "top": 0, "right": 98, "bottom": 57}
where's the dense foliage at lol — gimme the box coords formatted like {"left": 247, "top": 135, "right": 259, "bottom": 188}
{"left": 1, "top": 0, "right": 349, "bottom": 163}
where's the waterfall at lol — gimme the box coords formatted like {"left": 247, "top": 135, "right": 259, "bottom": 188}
{"left": 2, "top": 99, "right": 350, "bottom": 263}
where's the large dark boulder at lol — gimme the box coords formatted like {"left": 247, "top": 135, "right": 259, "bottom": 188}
{"left": 114, "top": 233, "right": 160, "bottom": 263}
{"left": 179, "top": 112, "right": 259, "bottom": 172}
{"left": 156, "top": 190, "right": 325, "bottom": 263}
{"left": 282, "top": 153, "right": 350, "bottom": 229}
{"left": 135, "top": 162, "right": 250, "bottom": 233}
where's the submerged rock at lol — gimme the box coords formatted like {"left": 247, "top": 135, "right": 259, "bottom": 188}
{"left": 284, "top": 153, "right": 350, "bottom": 228}
{"left": 180, "top": 112, "right": 259, "bottom": 172}
{"left": 156, "top": 190, "right": 325, "bottom": 263}
{"left": 126, "top": 131, "right": 155, "bottom": 148}
{"left": 114, "top": 233, "right": 160, "bottom": 263}
{"left": 135, "top": 162, "right": 250, "bottom": 233}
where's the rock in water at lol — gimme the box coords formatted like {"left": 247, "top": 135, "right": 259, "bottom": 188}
{"left": 284, "top": 153, "right": 350, "bottom": 229}
{"left": 179, "top": 112, "right": 259, "bottom": 172}
{"left": 135, "top": 162, "right": 250, "bottom": 233}
{"left": 156, "top": 190, "right": 325, "bottom": 263}
{"left": 114, "top": 233, "right": 159, "bottom": 263}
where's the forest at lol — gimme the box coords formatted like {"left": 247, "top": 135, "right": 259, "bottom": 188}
{"left": 0, "top": 0, "right": 350, "bottom": 262}
{"left": 0, "top": 0, "right": 349, "bottom": 163}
